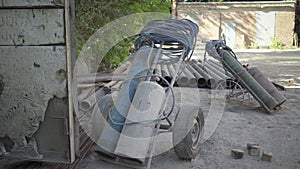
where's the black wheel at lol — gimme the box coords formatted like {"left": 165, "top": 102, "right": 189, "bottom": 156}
{"left": 172, "top": 104, "right": 205, "bottom": 160}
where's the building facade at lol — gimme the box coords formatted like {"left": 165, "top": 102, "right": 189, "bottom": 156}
{"left": 178, "top": 1, "right": 296, "bottom": 48}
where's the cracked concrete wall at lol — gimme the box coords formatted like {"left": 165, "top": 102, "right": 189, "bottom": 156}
{"left": 0, "top": 9, "right": 65, "bottom": 45}
{"left": 0, "top": 0, "right": 76, "bottom": 161}
{"left": 0, "top": 0, "right": 64, "bottom": 7}
{"left": 0, "top": 46, "right": 67, "bottom": 159}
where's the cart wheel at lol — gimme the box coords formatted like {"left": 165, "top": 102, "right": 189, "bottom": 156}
{"left": 172, "top": 104, "right": 204, "bottom": 160}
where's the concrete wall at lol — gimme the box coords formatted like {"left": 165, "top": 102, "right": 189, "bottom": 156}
{"left": 0, "top": 0, "right": 77, "bottom": 163}
{"left": 178, "top": 1, "right": 296, "bottom": 48}
{"left": 275, "top": 11, "right": 296, "bottom": 46}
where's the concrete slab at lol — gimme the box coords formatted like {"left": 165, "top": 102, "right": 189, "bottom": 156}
{"left": 0, "top": 46, "right": 67, "bottom": 159}
{"left": 0, "top": 9, "right": 64, "bottom": 45}
{"left": 0, "top": 0, "right": 64, "bottom": 7}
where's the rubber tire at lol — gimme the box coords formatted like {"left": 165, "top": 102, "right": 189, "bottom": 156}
{"left": 172, "top": 104, "right": 205, "bottom": 160}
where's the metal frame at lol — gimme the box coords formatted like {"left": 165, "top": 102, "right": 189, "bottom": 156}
{"left": 96, "top": 19, "right": 199, "bottom": 169}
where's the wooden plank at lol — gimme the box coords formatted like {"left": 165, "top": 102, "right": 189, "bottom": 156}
{"left": 0, "top": 0, "right": 64, "bottom": 7}
{"left": 65, "top": 0, "right": 76, "bottom": 163}
{"left": 0, "top": 9, "right": 65, "bottom": 45}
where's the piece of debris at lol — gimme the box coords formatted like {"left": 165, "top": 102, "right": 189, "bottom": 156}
{"left": 231, "top": 149, "right": 244, "bottom": 159}
{"left": 262, "top": 151, "right": 273, "bottom": 162}
{"left": 272, "top": 82, "right": 285, "bottom": 91}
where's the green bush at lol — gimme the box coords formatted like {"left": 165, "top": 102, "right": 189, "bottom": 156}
{"left": 75, "top": 0, "right": 171, "bottom": 71}
{"left": 270, "top": 37, "right": 283, "bottom": 50}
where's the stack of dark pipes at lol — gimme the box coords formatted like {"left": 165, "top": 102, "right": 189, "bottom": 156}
{"left": 154, "top": 59, "right": 234, "bottom": 89}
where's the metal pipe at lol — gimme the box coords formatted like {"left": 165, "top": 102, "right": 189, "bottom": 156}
{"left": 182, "top": 65, "right": 198, "bottom": 88}
{"left": 186, "top": 64, "right": 206, "bottom": 88}
{"left": 161, "top": 63, "right": 171, "bottom": 84}
{"left": 206, "top": 61, "right": 235, "bottom": 89}
{"left": 169, "top": 63, "right": 179, "bottom": 86}
{"left": 79, "top": 87, "right": 107, "bottom": 111}
{"left": 205, "top": 62, "right": 228, "bottom": 80}
{"left": 204, "top": 62, "right": 236, "bottom": 89}
{"left": 78, "top": 87, "right": 94, "bottom": 102}
{"left": 154, "top": 64, "right": 163, "bottom": 84}
{"left": 207, "top": 59, "right": 226, "bottom": 73}
{"left": 177, "top": 65, "right": 189, "bottom": 87}
{"left": 167, "top": 63, "right": 176, "bottom": 80}
{"left": 248, "top": 67, "right": 286, "bottom": 106}
{"left": 206, "top": 60, "right": 236, "bottom": 88}
{"left": 77, "top": 73, "right": 126, "bottom": 84}
{"left": 197, "top": 62, "right": 224, "bottom": 88}
{"left": 190, "top": 61, "right": 214, "bottom": 88}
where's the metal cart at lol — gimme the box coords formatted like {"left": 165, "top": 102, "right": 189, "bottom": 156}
{"left": 94, "top": 18, "right": 204, "bottom": 169}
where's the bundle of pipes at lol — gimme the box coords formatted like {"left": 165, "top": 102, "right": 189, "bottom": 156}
{"left": 77, "top": 61, "right": 131, "bottom": 111}
{"left": 155, "top": 62, "right": 198, "bottom": 88}
{"left": 189, "top": 60, "right": 218, "bottom": 88}
{"left": 77, "top": 61, "right": 130, "bottom": 86}
{"left": 203, "top": 59, "right": 235, "bottom": 89}
{"left": 154, "top": 59, "right": 233, "bottom": 89}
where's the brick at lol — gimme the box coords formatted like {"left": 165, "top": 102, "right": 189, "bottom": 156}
{"left": 247, "top": 142, "right": 259, "bottom": 149}
{"left": 248, "top": 145, "right": 261, "bottom": 156}
{"left": 231, "top": 149, "right": 244, "bottom": 159}
{"left": 262, "top": 151, "right": 273, "bottom": 162}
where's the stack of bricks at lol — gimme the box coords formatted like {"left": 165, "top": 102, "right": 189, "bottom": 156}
{"left": 231, "top": 142, "right": 272, "bottom": 162}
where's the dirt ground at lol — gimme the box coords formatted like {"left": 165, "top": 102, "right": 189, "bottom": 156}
{"left": 77, "top": 49, "right": 300, "bottom": 169}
